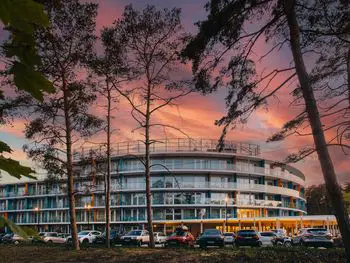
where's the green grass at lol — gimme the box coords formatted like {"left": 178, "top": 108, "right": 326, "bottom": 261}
{"left": 0, "top": 244, "right": 346, "bottom": 263}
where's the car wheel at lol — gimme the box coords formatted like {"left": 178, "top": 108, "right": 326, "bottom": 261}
{"left": 48, "top": 240, "right": 53, "bottom": 244}
{"left": 276, "top": 241, "right": 283, "bottom": 247}
{"left": 82, "top": 239, "right": 89, "bottom": 245}
{"left": 14, "top": 240, "right": 20, "bottom": 245}
{"left": 137, "top": 241, "right": 142, "bottom": 247}
{"left": 256, "top": 242, "right": 262, "bottom": 247}
{"left": 284, "top": 241, "right": 292, "bottom": 248}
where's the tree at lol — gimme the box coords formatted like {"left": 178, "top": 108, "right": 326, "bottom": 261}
{"left": 0, "top": 0, "right": 55, "bottom": 180}
{"left": 87, "top": 30, "right": 130, "bottom": 248}
{"left": 23, "top": 0, "right": 102, "bottom": 250}
{"left": 182, "top": 0, "right": 350, "bottom": 260}
{"left": 104, "top": 5, "right": 192, "bottom": 247}
{"left": 305, "top": 184, "right": 334, "bottom": 215}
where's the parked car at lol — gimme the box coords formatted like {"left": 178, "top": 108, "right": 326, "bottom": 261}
{"left": 94, "top": 230, "right": 125, "bottom": 245}
{"left": 270, "top": 229, "right": 292, "bottom": 247}
{"left": 120, "top": 230, "right": 150, "bottom": 247}
{"left": 223, "top": 232, "right": 236, "bottom": 245}
{"left": 0, "top": 233, "right": 6, "bottom": 243}
{"left": 235, "top": 230, "right": 261, "bottom": 247}
{"left": 1, "top": 233, "right": 14, "bottom": 244}
{"left": 197, "top": 229, "right": 224, "bottom": 248}
{"left": 271, "top": 229, "right": 287, "bottom": 237}
{"left": 153, "top": 232, "right": 167, "bottom": 245}
{"left": 259, "top": 231, "right": 276, "bottom": 246}
{"left": 12, "top": 234, "right": 25, "bottom": 245}
{"left": 292, "top": 228, "right": 334, "bottom": 248}
{"left": 40, "top": 232, "right": 66, "bottom": 244}
{"left": 66, "top": 230, "right": 102, "bottom": 245}
{"left": 165, "top": 229, "right": 195, "bottom": 247}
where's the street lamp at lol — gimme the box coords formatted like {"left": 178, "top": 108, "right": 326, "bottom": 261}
{"left": 84, "top": 204, "right": 92, "bottom": 229}
{"left": 33, "top": 207, "right": 40, "bottom": 231}
{"left": 225, "top": 195, "right": 229, "bottom": 233}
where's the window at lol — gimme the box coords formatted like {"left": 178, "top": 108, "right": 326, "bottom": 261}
{"left": 152, "top": 193, "right": 164, "bottom": 205}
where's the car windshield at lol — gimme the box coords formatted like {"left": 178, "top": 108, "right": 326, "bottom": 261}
{"left": 307, "top": 229, "right": 328, "bottom": 233}
{"left": 203, "top": 230, "right": 221, "bottom": 236}
{"left": 171, "top": 231, "right": 186, "bottom": 237}
{"left": 126, "top": 230, "right": 142, "bottom": 236}
{"left": 78, "top": 231, "right": 90, "bottom": 236}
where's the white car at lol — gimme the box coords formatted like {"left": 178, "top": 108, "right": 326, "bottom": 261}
{"left": 39, "top": 232, "right": 66, "bottom": 244}
{"left": 223, "top": 232, "right": 235, "bottom": 244}
{"left": 66, "top": 230, "right": 102, "bottom": 244}
{"left": 153, "top": 232, "right": 167, "bottom": 244}
{"left": 259, "top": 232, "right": 276, "bottom": 246}
{"left": 120, "top": 230, "right": 150, "bottom": 246}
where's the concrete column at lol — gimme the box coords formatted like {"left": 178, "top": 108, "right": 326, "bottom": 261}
{"left": 163, "top": 224, "right": 166, "bottom": 235}
{"left": 238, "top": 220, "right": 241, "bottom": 230}
{"left": 258, "top": 220, "right": 262, "bottom": 232}
{"left": 200, "top": 221, "right": 203, "bottom": 233}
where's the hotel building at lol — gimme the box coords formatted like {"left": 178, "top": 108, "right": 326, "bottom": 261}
{"left": 0, "top": 139, "right": 339, "bottom": 235}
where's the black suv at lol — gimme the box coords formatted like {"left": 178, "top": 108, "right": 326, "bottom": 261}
{"left": 235, "top": 230, "right": 261, "bottom": 247}
{"left": 197, "top": 229, "right": 224, "bottom": 248}
{"left": 94, "top": 230, "right": 124, "bottom": 245}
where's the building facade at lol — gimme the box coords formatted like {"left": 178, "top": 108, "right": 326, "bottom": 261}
{"left": 0, "top": 138, "right": 319, "bottom": 235}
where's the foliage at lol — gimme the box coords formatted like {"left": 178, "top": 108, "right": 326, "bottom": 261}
{"left": 0, "top": 216, "right": 31, "bottom": 239}
{"left": 0, "top": 0, "right": 54, "bottom": 100}
{"left": 0, "top": 0, "right": 54, "bottom": 180}
{"left": 103, "top": 4, "right": 192, "bottom": 247}
{"left": 21, "top": 0, "right": 101, "bottom": 250}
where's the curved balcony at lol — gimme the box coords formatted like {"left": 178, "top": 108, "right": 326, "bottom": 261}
{"left": 74, "top": 138, "right": 261, "bottom": 160}
{"left": 111, "top": 182, "right": 305, "bottom": 200}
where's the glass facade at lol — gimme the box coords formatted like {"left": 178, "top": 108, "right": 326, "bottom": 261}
{"left": 0, "top": 151, "right": 306, "bottom": 230}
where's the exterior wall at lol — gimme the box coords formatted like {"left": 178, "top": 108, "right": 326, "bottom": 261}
{"left": 0, "top": 139, "right": 307, "bottom": 233}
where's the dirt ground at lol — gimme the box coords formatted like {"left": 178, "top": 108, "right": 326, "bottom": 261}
{"left": 0, "top": 245, "right": 346, "bottom": 263}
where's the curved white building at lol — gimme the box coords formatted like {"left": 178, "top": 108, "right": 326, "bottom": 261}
{"left": 0, "top": 138, "right": 316, "bottom": 235}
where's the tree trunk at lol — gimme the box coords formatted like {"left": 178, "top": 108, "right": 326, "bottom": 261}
{"left": 285, "top": 1, "right": 350, "bottom": 260}
{"left": 105, "top": 81, "right": 111, "bottom": 248}
{"left": 347, "top": 47, "right": 350, "bottom": 107}
{"left": 62, "top": 73, "right": 80, "bottom": 251}
{"left": 145, "top": 85, "right": 155, "bottom": 248}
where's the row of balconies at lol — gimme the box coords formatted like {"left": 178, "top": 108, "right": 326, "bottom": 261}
{"left": 0, "top": 199, "right": 305, "bottom": 212}
{"left": 0, "top": 182, "right": 305, "bottom": 201}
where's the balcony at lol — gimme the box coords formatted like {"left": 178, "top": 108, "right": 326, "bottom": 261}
{"left": 74, "top": 138, "right": 261, "bottom": 161}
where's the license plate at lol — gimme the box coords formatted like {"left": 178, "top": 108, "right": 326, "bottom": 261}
{"left": 125, "top": 239, "right": 130, "bottom": 242}
{"left": 207, "top": 241, "right": 214, "bottom": 244}
{"left": 170, "top": 241, "right": 177, "bottom": 244}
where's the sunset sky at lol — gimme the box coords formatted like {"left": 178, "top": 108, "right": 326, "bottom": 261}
{"left": 0, "top": 0, "right": 349, "bottom": 186}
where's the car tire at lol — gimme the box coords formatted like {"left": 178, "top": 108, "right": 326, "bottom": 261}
{"left": 199, "top": 244, "right": 205, "bottom": 249}
{"left": 14, "top": 240, "right": 19, "bottom": 245}
{"left": 48, "top": 240, "right": 53, "bottom": 244}
{"left": 300, "top": 240, "right": 307, "bottom": 247}
{"left": 82, "top": 239, "right": 89, "bottom": 245}
{"left": 137, "top": 241, "right": 142, "bottom": 247}
{"left": 284, "top": 241, "right": 292, "bottom": 248}
{"left": 256, "top": 242, "right": 262, "bottom": 247}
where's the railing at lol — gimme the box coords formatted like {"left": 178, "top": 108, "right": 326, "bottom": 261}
{"left": 73, "top": 138, "right": 261, "bottom": 161}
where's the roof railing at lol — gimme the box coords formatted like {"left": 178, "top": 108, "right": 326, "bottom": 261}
{"left": 73, "top": 138, "right": 260, "bottom": 161}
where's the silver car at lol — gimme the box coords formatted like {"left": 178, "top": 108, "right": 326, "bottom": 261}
{"left": 292, "top": 228, "right": 334, "bottom": 248}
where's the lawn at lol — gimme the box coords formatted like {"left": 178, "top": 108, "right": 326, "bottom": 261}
{"left": 0, "top": 245, "right": 346, "bottom": 263}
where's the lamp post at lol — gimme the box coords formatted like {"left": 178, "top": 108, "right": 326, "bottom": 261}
{"left": 84, "top": 204, "right": 92, "bottom": 229}
{"left": 225, "top": 196, "right": 229, "bottom": 233}
{"left": 33, "top": 207, "right": 40, "bottom": 231}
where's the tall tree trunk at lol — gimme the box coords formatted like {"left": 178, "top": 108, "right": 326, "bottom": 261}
{"left": 285, "top": 1, "right": 350, "bottom": 260}
{"left": 347, "top": 47, "right": 350, "bottom": 107}
{"left": 145, "top": 85, "right": 155, "bottom": 248}
{"left": 105, "top": 81, "right": 111, "bottom": 248}
{"left": 62, "top": 73, "right": 80, "bottom": 250}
